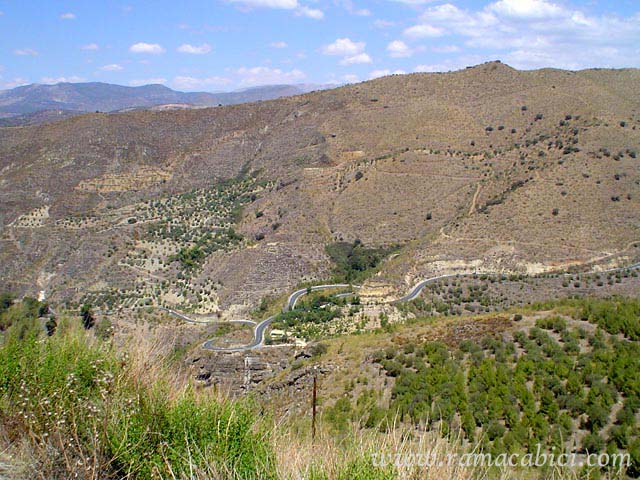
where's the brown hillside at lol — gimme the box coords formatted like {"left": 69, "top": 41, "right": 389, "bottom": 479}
{"left": 1, "top": 61, "right": 639, "bottom": 311}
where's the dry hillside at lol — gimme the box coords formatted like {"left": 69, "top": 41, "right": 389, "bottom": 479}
{"left": 1, "top": 61, "right": 639, "bottom": 313}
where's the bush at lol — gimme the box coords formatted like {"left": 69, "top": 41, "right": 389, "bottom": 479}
{"left": 0, "top": 292, "right": 14, "bottom": 314}
{"left": 310, "top": 342, "right": 328, "bottom": 357}
{"left": 582, "top": 433, "right": 605, "bottom": 453}
{"left": 81, "top": 303, "right": 95, "bottom": 329}
{"left": 0, "top": 316, "right": 276, "bottom": 479}
{"left": 110, "top": 389, "right": 274, "bottom": 479}
{"left": 337, "top": 457, "right": 395, "bottom": 480}
{"left": 325, "top": 241, "right": 398, "bottom": 283}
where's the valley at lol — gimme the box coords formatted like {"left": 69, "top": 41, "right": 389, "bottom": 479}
{"left": 1, "top": 62, "right": 640, "bottom": 479}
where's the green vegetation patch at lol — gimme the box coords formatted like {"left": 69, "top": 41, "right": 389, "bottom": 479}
{"left": 144, "top": 177, "right": 255, "bottom": 271}
{"left": 270, "top": 292, "right": 364, "bottom": 341}
{"left": 371, "top": 301, "right": 640, "bottom": 475}
{"left": 0, "top": 293, "right": 49, "bottom": 334}
{"left": 0, "top": 301, "right": 276, "bottom": 479}
{"left": 325, "top": 240, "right": 399, "bottom": 284}
{"left": 577, "top": 297, "right": 640, "bottom": 340}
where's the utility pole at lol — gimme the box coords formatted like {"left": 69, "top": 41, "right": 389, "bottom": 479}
{"left": 312, "top": 373, "right": 317, "bottom": 441}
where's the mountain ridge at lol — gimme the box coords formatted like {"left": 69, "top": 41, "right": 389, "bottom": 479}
{"left": 0, "top": 61, "right": 639, "bottom": 313}
{"left": 0, "top": 81, "right": 326, "bottom": 122}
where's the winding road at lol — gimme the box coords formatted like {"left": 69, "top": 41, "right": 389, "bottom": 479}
{"left": 200, "top": 285, "right": 358, "bottom": 352}
{"left": 156, "top": 260, "right": 640, "bottom": 352}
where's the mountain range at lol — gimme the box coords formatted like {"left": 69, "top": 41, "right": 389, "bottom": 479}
{"left": 0, "top": 61, "right": 638, "bottom": 313}
{"left": 0, "top": 81, "right": 324, "bottom": 125}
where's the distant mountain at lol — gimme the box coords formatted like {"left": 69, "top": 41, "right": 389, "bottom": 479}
{"left": 1, "top": 61, "right": 639, "bottom": 312}
{"left": 0, "top": 109, "right": 82, "bottom": 127}
{"left": 0, "top": 82, "right": 325, "bottom": 124}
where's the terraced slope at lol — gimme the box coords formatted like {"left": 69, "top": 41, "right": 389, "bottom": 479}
{"left": 0, "top": 62, "right": 639, "bottom": 313}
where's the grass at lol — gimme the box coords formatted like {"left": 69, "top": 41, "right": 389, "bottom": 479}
{"left": 325, "top": 241, "right": 399, "bottom": 284}
{"left": 0, "top": 312, "right": 418, "bottom": 480}
{"left": 2, "top": 296, "right": 638, "bottom": 479}
{"left": 0, "top": 313, "right": 275, "bottom": 479}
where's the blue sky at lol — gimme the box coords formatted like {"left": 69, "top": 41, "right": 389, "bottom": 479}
{"left": 0, "top": 0, "right": 639, "bottom": 91}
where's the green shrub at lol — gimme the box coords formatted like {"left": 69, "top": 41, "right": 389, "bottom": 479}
{"left": 337, "top": 457, "right": 395, "bottom": 480}
{"left": 109, "top": 388, "right": 275, "bottom": 479}
{"left": 0, "top": 315, "right": 276, "bottom": 479}
{"left": 325, "top": 241, "right": 399, "bottom": 283}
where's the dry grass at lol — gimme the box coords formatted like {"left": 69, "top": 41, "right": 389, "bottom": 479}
{"left": 271, "top": 418, "right": 479, "bottom": 480}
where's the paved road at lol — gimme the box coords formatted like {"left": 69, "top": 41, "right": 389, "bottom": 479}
{"left": 154, "top": 260, "right": 640, "bottom": 352}
{"left": 158, "top": 307, "right": 256, "bottom": 327}
{"left": 202, "top": 314, "right": 277, "bottom": 352}
{"left": 200, "top": 285, "right": 357, "bottom": 352}
{"left": 285, "top": 284, "right": 358, "bottom": 311}
{"left": 393, "top": 261, "right": 640, "bottom": 305}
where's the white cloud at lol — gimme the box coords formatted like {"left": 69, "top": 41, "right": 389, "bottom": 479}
{"left": 172, "top": 69, "right": 307, "bottom": 91}
{"left": 41, "top": 76, "right": 85, "bottom": 84}
{"left": 229, "top": 0, "right": 298, "bottom": 8}
{"left": 404, "top": 3, "right": 497, "bottom": 42}
{"left": 129, "top": 42, "right": 165, "bottom": 54}
{"left": 404, "top": 1, "right": 640, "bottom": 69}
{"left": 414, "top": 55, "right": 484, "bottom": 73}
{"left": 414, "top": 64, "right": 446, "bottom": 73}
{"left": 232, "top": 66, "right": 306, "bottom": 87}
{"left": 387, "top": 40, "right": 413, "bottom": 58}
{"left": 1, "top": 77, "right": 29, "bottom": 89}
{"left": 100, "top": 64, "right": 124, "bottom": 71}
{"left": 270, "top": 41, "right": 288, "bottom": 48}
{"left": 322, "top": 38, "right": 372, "bottom": 65}
{"left": 336, "top": 0, "right": 370, "bottom": 16}
{"left": 488, "top": 0, "right": 564, "bottom": 20}
{"left": 369, "top": 69, "right": 406, "bottom": 79}
{"left": 390, "top": 0, "right": 435, "bottom": 4}
{"left": 322, "top": 38, "right": 365, "bottom": 57}
{"left": 177, "top": 43, "right": 212, "bottom": 54}
{"left": 431, "top": 44, "right": 460, "bottom": 53}
{"left": 129, "top": 78, "right": 167, "bottom": 86}
{"left": 14, "top": 48, "right": 38, "bottom": 56}
{"left": 404, "top": 24, "right": 444, "bottom": 38}
{"left": 172, "top": 76, "right": 231, "bottom": 90}
{"left": 228, "top": 0, "right": 323, "bottom": 19}
{"left": 295, "top": 6, "right": 324, "bottom": 19}
{"left": 373, "top": 19, "right": 395, "bottom": 29}
{"left": 341, "top": 53, "right": 372, "bottom": 65}
{"left": 343, "top": 74, "right": 359, "bottom": 83}
{"left": 60, "top": 12, "right": 76, "bottom": 20}
{"left": 81, "top": 43, "right": 99, "bottom": 51}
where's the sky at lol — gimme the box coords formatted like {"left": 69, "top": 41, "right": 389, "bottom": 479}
{"left": 0, "top": 0, "right": 639, "bottom": 91}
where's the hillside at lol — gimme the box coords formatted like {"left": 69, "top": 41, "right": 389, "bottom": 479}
{"left": 0, "top": 61, "right": 639, "bottom": 315}
{"left": 2, "top": 291, "right": 639, "bottom": 478}
{"left": 0, "top": 81, "right": 321, "bottom": 122}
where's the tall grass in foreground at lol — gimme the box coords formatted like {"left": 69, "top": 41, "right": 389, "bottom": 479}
{"left": 0, "top": 314, "right": 626, "bottom": 479}
{"left": 0, "top": 318, "right": 275, "bottom": 479}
